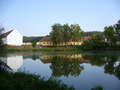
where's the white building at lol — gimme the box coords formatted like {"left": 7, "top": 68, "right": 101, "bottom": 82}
{"left": 2, "top": 29, "right": 23, "bottom": 46}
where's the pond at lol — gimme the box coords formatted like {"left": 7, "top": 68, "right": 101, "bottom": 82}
{"left": 1, "top": 51, "right": 120, "bottom": 90}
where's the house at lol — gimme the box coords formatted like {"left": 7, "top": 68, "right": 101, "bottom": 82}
{"left": 39, "top": 37, "right": 83, "bottom": 47}
{"left": 1, "top": 29, "right": 23, "bottom": 46}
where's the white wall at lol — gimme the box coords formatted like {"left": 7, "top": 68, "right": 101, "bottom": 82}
{"left": 7, "top": 29, "right": 23, "bottom": 46}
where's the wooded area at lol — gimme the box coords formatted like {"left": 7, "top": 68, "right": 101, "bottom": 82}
{"left": 23, "top": 36, "right": 44, "bottom": 42}
{"left": 23, "top": 31, "right": 102, "bottom": 42}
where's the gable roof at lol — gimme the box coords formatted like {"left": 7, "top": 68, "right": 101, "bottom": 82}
{"left": 82, "top": 36, "right": 91, "bottom": 39}
{"left": 40, "top": 37, "right": 82, "bottom": 42}
{"left": 40, "top": 37, "right": 52, "bottom": 42}
{"left": 1, "top": 30, "right": 13, "bottom": 38}
{"left": 40, "top": 37, "right": 70, "bottom": 42}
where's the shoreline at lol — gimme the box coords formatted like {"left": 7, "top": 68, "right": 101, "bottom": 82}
{"left": 5, "top": 45, "right": 120, "bottom": 52}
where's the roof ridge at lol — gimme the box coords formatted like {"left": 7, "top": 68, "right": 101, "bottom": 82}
{"left": 1, "top": 30, "right": 13, "bottom": 38}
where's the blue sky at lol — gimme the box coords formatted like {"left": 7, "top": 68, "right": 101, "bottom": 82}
{"left": 0, "top": 0, "right": 120, "bottom": 36}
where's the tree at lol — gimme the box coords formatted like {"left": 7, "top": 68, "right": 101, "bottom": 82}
{"left": 82, "top": 40, "right": 92, "bottom": 50}
{"left": 91, "top": 34, "right": 106, "bottom": 49}
{"left": 70, "top": 24, "right": 83, "bottom": 46}
{"left": 111, "top": 36, "right": 118, "bottom": 45}
{"left": 82, "top": 34, "right": 107, "bottom": 50}
{"left": 50, "top": 23, "right": 62, "bottom": 47}
{"left": 23, "top": 36, "right": 43, "bottom": 42}
{"left": 114, "top": 20, "right": 120, "bottom": 41}
{"left": 82, "top": 31, "right": 102, "bottom": 37}
{"left": 50, "top": 23, "right": 83, "bottom": 47}
{"left": 0, "top": 25, "right": 5, "bottom": 53}
{"left": 61, "top": 23, "right": 71, "bottom": 47}
{"left": 91, "top": 34, "right": 105, "bottom": 42}
{"left": 104, "top": 26, "right": 114, "bottom": 42}
{"left": 32, "top": 41, "right": 37, "bottom": 50}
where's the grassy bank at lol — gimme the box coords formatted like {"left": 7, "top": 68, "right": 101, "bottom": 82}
{"left": 0, "top": 61, "right": 75, "bottom": 90}
{"left": 5, "top": 45, "right": 81, "bottom": 52}
{"left": 5, "top": 45, "right": 120, "bottom": 52}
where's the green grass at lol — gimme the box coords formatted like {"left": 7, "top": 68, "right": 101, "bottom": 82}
{"left": 5, "top": 46, "right": 82, "bottom": 52}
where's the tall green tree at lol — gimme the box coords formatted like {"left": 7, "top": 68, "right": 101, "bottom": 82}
{"left": 91, "top": 34, "right": 105, "bottom": 42}
{"left": 61, "top": 23, "right": 71, "bottom": 47}
{"left": 114, "top": 20, "right": 120, "bottom": 41}
{"left": 0, "top": 26, "right": 5, "bottom": 53}
{"left": 82, "top": 34, "right": 106, "bottom": 50}
{"left": 70, "top": 24, "right": 83, "bottom": 45}
{"left": 91, "top": 34, "right": 105, "bottom": 49}
{"left": 32, "top": 41, "right": 37, "bottom": 50}
{"left": 104, "top": 26, "right": 114, "bottom": 42}
{"left": 50, "top": 23, "right": 62, "bottom": 47}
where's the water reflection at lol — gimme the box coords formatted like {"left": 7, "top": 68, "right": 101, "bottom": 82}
{"left": 40, "top": 53, "right": 88, "bottom": 77}
{"left": 0, "top": 52, "right": 120, "bottom": 80}
{"left": 0, "top": 54, "right": 23, "bottom": 71}
{"left": 50, "top": 56, "right": 84, "bottom": 77}
{"left": 82, "top": 53, "right": 120, "bottom": 80}
{"left": 0, "top": 52, "right": 120, "bottom": 89}
{"left": 39, "top": 52, "right": 120, "bottom": 80}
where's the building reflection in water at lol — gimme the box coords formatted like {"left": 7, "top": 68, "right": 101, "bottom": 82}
{"left": 40, "top": 53, "right": 90, "bottom": 64}
{"left": 0, "top": 54, "right": 23, "bottom": 72}
{"left": 39, "top": 53, "right": 90, "bottom": 77}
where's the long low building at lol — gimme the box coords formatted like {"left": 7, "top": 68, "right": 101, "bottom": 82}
{"left": 39, "top": 37, "right": 91, "bottom": 47}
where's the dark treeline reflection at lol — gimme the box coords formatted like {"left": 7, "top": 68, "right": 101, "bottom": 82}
{"left": 81, "top": 54, "right": 120, "bottom": 80}
{"left": 50, "top": 56, "right": 84, "bottom": 77}
{"left": 39, "top": 53, "right": 120, "bottom": 80}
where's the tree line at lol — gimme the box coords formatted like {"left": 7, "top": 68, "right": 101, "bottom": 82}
{"left": 23, "top": 20, "right": 120, "bottom": 50}
{"left": 1, "top": 20, "right": 120, "bottom": 50}
{"left": 82, "top": 31, "right": 102, "bottom": 37}
{"left": 82, "top": 20, "right": 120, "bottom": 50}
{"left": 23, "top": 31, "right": 102, "bottom": 43}
{"left": 49, "top": 23, "right": 83, "bottom": 47}
{"left": 23, "top": 36, "right": 44, "bottom": 42}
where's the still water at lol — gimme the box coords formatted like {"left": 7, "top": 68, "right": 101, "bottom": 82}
{"left": 1, "top": 51, "right": 120, "bottom": 90}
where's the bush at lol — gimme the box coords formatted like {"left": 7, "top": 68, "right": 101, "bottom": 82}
{"left": 0, "top": 62, "right": 75, "bottom": 90}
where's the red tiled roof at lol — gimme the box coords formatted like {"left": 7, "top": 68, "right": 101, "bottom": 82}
{"left": 40, "top": 37, "right": 52, "bottom": 42}
{"left": 1, "top": 30, "right": 13, "bottom": 38}
{"left": 82, "top": 37, "right": 91, "bottom": 41}
{"left": 40, "top": 37, "right": 66, "bottom": 42}
{"left": 82, "top": 37, "right": 91, "bottom": 39}
{"left": 40, "top": 37, "right": 75, "bottom": 42}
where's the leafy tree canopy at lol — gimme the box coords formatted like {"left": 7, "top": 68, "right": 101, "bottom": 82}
{"left": 0, "top": 25, "right": 5, "bottom": 52}
{"left": 104, "top": 25, "right": 114, "bottom": 39}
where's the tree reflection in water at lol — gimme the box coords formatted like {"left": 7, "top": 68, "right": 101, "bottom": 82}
{"left": 115, "top": 63, "right": 120, "bottom": 80}
{"left": 50, "top": 55, "right": 84, "bottom": 77}
{"left": 104, "top": 55, "right": 117, "bottom": 75}
{"left": 82, "top": 53, "right": 120, "bottom": 80}
{"left": 41, "top": 52, "right": 120, "bottom": 80}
